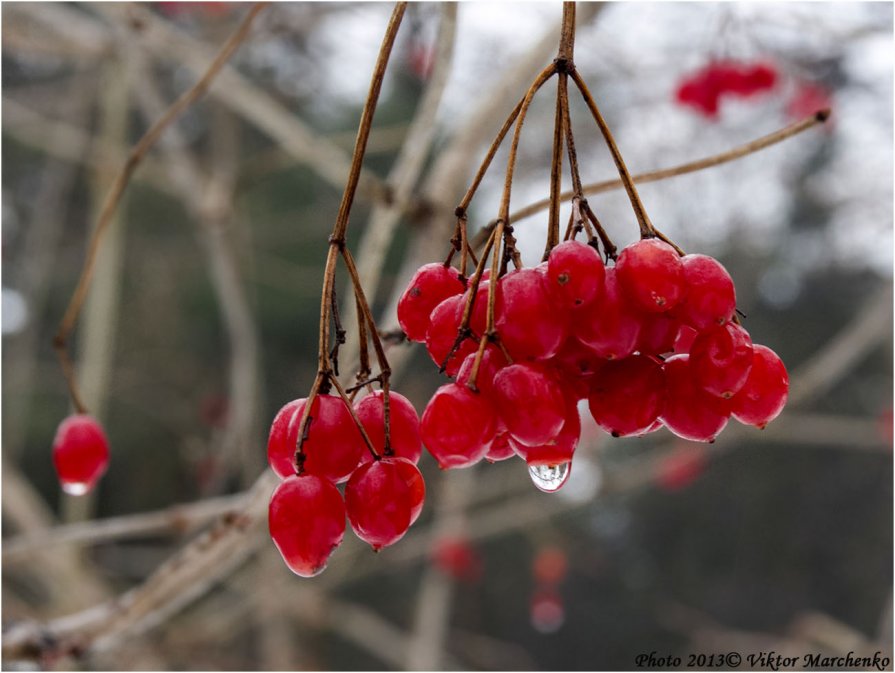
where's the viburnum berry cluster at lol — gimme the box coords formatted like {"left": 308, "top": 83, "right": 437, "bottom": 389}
{"left": 394, "top": 4, "right": 789, "bottom": 494}
{"left": 675, "top": 60, "right": 777, "bottom": 118}
{"left": 263, "top": 2, "right": 800, "bottom": 577}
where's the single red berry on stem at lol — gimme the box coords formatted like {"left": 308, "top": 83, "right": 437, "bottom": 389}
{"left": 425, "top": 294, "right": 478, "bottom": 376}
{"left": 690, "top": 322, "right": 754, "bottom": 399}
{"left": 492, "top": 363, "right": 565, "bottom": 447}
{"left": 546, "top": 240, "right": 605, "bottom": 308}
{"left": 511, "top": 396, "right": 580, "bottom": 466}
{"left": 355, "top": 390, "right": 422, "bottom": 465}
{"left": 345, "top": 458, "right": 414, "bottom": 551}
{"left": 269, "top": 395, "right": 366, "bottom": 483}
{"left": 731, "top": 344, "right": 789, "bottom": 428}
{"left": 660, "top": 354, "right": 731, "bottom": 442}
{"left": 52, "top": 414, "right": 110, "bottom": 495}
{"left": 398, "top": 263, "right": 465, "bottom": 342}
{"left": 269, "top": 474, "right": 346, "bottom": 577}
{"left": 421, "top": 383, "right": 496, "bottom": 468}
{"left": 616, "top": 238, "right": 686, "bottom": 313}
{"left": 574, "top": 267, "right": 642, "bottom": 360}
{"left": 496, "top": 268, "right": 569, "bottom": 361}
{"left": 267, "top": 399, "right": 303, "bottom": 479}
{"left": 677, "top": 254, "right": 736, "bottom": 330}
{"left": 588, "top": 355, "right": 666, "bottom": 437}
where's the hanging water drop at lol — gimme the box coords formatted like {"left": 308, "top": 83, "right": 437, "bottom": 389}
{"left": 528, "top": 462, "right": 571, "bottom": 493}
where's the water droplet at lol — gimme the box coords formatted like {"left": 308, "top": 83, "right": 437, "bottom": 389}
{"left": 528, "top": 462, "right": 571, "bottom": 493}
{"left": 60, "top": 481, "right": 91, "bottom": 496}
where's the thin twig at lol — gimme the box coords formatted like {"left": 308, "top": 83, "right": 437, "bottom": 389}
{"left": 51, "top": 2, "right": 269, "bottom": 414}
{"left": 471, "top": 110, "right": 832, "bottom": 248}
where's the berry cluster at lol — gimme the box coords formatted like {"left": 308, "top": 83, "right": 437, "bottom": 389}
{"left": 676, "top": 60, "right": 777, "bottom": 118}
{"left": 399, "top": 237, "right": 789, "bottom": 491}
{"left": 266, "top": 390, "right": 426, "bottom": 576}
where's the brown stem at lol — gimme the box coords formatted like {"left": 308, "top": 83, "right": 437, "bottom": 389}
{"left": 569, "top": 68, "right": 656, "bottom": 239}
{"left": 544, "top": 74, "right": 565, "bottom": 261}
{"left": 296, "top": 2, "right": 406, "bottom": 459}
{"left": 557, "top": 2, "right": 576, "bottom": 62}
{"left": 51, "top": 2, "right": 268, "bottom": 414}
{"left": 465, "top": 219, "right": 506, "bottom": 390}
{"left": 471, "top": 110, "right": 830, "bottom": 248}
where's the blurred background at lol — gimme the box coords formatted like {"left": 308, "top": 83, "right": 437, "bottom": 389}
{"left": 2, "top": 2, "right": 892, "bottom": 670}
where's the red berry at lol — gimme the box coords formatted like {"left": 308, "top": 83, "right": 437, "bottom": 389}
{"left": 636, "top": 312, "right": 681, "bottom": 355}
{"left": 393, "top": 457, "right": 426, "bottom": 524}
{"left": 355, "top": 391, "right": 421, "bottom": 465}
{"left": 398, "top": 263, "right": 464, "bottom": 342}
{"left": 432, "top": 536, "right": 483, "bottom": 582}
{"left": 731, "top": 345, "right": 788, "bottom": 428}
{"left": 485, "top": 432, "right": 516, "bottom": 462}
{"left": 425, "top": 294, "right": 478, "bottom": 377}
{"left": 690, "top": 322, "right": 754, "bottom": 398}
{"left": 421, "top": 383, "right": 496, "bottom": 468}
{"left": 533, "top": 545, "right": 569, "bottom": 584}
{"left": 496, "top": 268, "right": 569, "bottom": 361}
{"left": 492, "top": 363, "right": 565, "bottom": 447}
{"left": 511, "top": 396, "right": 580, "bottom": 466}
{"left": 269, "top": 474, "right": 345, "bottom": 577}
{"left": 574, "top": 268, "right": 642, "bottom": 360}
{"left": 267, "top": 399, "right": 302, "bottom": 479}
{"left": 615, "top": 239, "right": 686, "bottom": 313}
{"left": 456, "top": 344, "right": 510, "bottom": 398}
{"left": 345, "top": 458, "right": 414, "bottom": 550}
{"left": 677, "top": 254, "right": 736, "bottom": 329}
{"left": 660, "top": 355, "right": 731, "bottom": 442}
{"left": 546, "top": 240, "right": 605, "bottom": 308}
{"left": 655, "top": 447, "right": 709, "bottom": 492}
{"left": 553, "top": 337, "right": 605, "bottom": 400}
{"left": 51, "top": 414, "right": 110, "bottom": 495}
{"left": 270, "top": 395, "right": 366, "bottom": 483}
{"left": 588, "top": 354, "right": 666, "bottom": 437}
{"left": 673, "top": 325, "right": 698, "bottom": 354}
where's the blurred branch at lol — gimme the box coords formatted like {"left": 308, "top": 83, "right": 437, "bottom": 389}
{"left": 3, "top": 493, "right": 248, "bottom": 564}
{"left": 1, "top": 98, "right": 174, "bottom": 195}
{"left": 52, "top": 2, "right": 269, "bottom": 415}
{"left": 93, "top": 3, "right": 392, "bottom": 206}
{"left": 788, "top": 284, "right": 892, "bottom": 406}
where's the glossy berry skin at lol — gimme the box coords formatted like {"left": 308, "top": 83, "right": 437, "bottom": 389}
{"left": 393, "top": 457, "right": 426, "bottom": 524}
{"left": 267, "top": 399, "right": 303, "bottom": 479}
{"left": 677, "top": 254, "right": 736, "bottom": 330}
{"left": 345, "top": 458, "right": 414, "bottom": 550}
{"left": 456, "top": 345, "right": 510, "bottom": 398}
{"left": 355, "top": 391, "right": 422, "bottom": 465}
{"left": 52, "top": 414, "right": 110, "bottom": 495}
{"left": 492, "top": 364, "right": 565, "bottom": 447}
{"left": 421, "top": 383, "right": 496, "bottom": 469}
{"left": 690, "top": 322, "right": 754, "bottom": 398}
{"left": 485, "top": 432, "right": 516, "bottom": 463}
{"left": 546, "top": 240, "right": 605, "bottom": 308}
{"left": 425, "top": 294, "right": 478, "bottom": 377}
{"left": 496, "top": 268, "right": 569, "bottom": 361}
{"left": 269, "top": 474, "right": 345, "bottom": 577}
{"left": 574, "top": 268, "right": 642, "bottom": 360}
{"left": 615, "top": 239, "right": 686, "bottom": 313}
{"left": 731, "top": 345, "right": 789, "bottom": 428}
{"left": 660, "top": 355, "right": 731, "bottom": 442}
{"left": 588, "top": 355, "right": 666, "bottom": 437}
{"left": 673, "top": 325, "right": 698, "bottom": 354}
{"left": 511, "top": 397, "right": 580, "bottom": 465}
{"left": 269, "top": 395, "right": 366, "bottom": 483}
{"left": 554, "top": 338, "right": 605, "bottom": 400}
{"left": 636, "top": 312, "right": 681, "bottom": 355}
{"left": 398, "top": 263, "right": 465, "bottom": 342}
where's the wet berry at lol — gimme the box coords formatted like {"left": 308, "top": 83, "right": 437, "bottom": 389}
{"left": 345, "top": 458, "right": 414, "bottom": 550}
{"left": 677, "top": 254, "right": 736, "bottom": 330}
{"left": 496, "top": 268, "right": 569, "bottom": 361}
{"left": 731, "top": 345, "right": 788, "bottom": 428}
{"left": 269, "top": 474, "right": 345, "bottom": 577}
{"left": 398, "top": 263, "right": 465, "bottom": 342}
{"left": 52, "top": 414, "right": 110, "bottom": 496}
{"left": 660, "top": 354, "right": 731, "bottom": 442}
{"left": 690, "top": 322, "right": 754, "bottom": 398}
{"left": 421, "top": 383, "right": 496, "bottom": 468}
{"left": 588, "top": 355, "right": 666, "bottom": 437}
{"left": 492, "top": 363, "right": 565, "bottom": 447}
{"left": 615, "top": 238, "right": 686, "bottom": 313}
{"left": 546, "top": 240, "right": 605, "bottom": 308}
{"left": 355, "top": 390, "right": 422, "bottom": 465}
